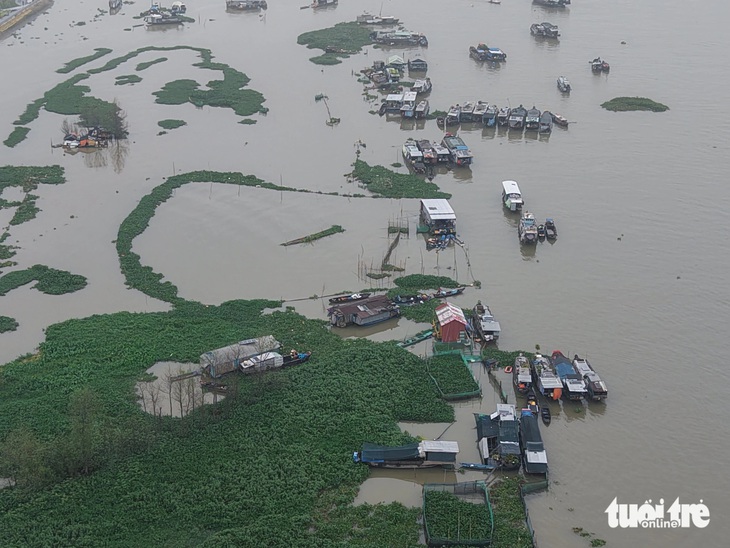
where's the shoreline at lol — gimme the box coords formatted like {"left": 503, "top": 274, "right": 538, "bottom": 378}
{"left": 0, "top": 0, "right": 52, "bottom": 35}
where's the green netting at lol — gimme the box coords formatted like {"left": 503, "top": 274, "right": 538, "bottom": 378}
{"left": 423, "top": 482, "right": 494, "bottom": 547}
{"left": 426, "top": 353, "right": 481, "bottom": 400}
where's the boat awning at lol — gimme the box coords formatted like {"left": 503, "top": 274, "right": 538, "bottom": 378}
{"left": 402, "top": 91, "right": 417, "bottom": 101}
{"left": 419, "top": 440, "right": 459, "bottom": 454}
{"left": 385, "top": 93, "right": 404, "bottom": 102}
{"left": 421, "top": 199, "right": 455, "bottom": 220}
{"left": 386, "top": 55, "right": 405, "bottom": 65}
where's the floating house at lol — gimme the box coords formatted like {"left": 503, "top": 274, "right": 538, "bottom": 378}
{"left": 419, "top": 199, "right": 456, "bottom": 232}
{"left": 434, "top": 301, "right": 469, "bottom": 343}
{"left": 354, "top": 440, "right": 459, "bottom": 468}
{"left": 328, "top": 295, "right": 400, "bottom": 328}
{"left": 200, "top": 336, "right": 281, "bottom": 378}
{"left": 475, "top": 404, "right": 521, "bottom": 470}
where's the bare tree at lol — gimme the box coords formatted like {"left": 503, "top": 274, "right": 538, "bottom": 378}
{"left": 171, "top": 376, "right": 188, "bottom": 418}
{"left": 137, "top": 381, "right": 149, "bottom": 413}
{"left": 163, "top": 365, "right": 175, "bottom": 416}
{"left": 148, "top": 383, "right": 161, "bottom": 419}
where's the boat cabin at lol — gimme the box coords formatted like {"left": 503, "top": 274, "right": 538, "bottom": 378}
{"left": 519, "top": 409, "right": 548, "bottom": 475}
{"left": 383, "top": 93, "right": 404, "bottom": 113}
{"left": 414, "top": 100, "right": 430, "bottom": 119}
{"left": 240, "top": 351, "right": 284, "bottom": 373}
{"left": 200, "top": 336, "right": 281, "bottom": 378}
{"left": 420, "top": 199, "right": 456, "bottom": 232}
{"left": 328, "top": 295, "right": 400, "bottom": 328}
{"left": 472, "top": 300, "right": 501, "bottom": 341}
{"left": 399, "top": 91, "right": 418, "bottom": 118}
{"left": 501, "top": 180, "right": 524, "bottom": 211}
{"left": 407, "top": 57, "right": 428, "bottom": 72}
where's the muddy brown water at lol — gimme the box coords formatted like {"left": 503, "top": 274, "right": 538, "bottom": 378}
{"left": 2, "top": 1, "right": 730, "bottom": 545}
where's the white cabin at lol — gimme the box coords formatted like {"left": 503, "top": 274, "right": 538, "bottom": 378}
{"left": 502, "top": 180, "right": 523, "bottom": 211}
{"left": 420, "top": 199, "right": 456, "bottom": 229}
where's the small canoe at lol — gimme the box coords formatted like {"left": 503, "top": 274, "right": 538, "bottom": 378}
{"left": 396, "top": 329, "right": 433, "bottom": 348}
{"left": 460, "top": 462, "right": 496, "bottom": 471}
{"left": 328, "top": 292, "right": 371, "bottom": 304}
{"left": 541, "top": 406, "right": 552, "bottom": 425}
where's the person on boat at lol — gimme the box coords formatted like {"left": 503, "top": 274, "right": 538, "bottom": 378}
{"left": 290, "top": 349, "right": 298, "bottom": 359}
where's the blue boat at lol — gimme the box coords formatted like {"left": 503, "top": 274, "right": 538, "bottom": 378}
{"left": 552, "top": 350, "right": 587, "bottom": 401}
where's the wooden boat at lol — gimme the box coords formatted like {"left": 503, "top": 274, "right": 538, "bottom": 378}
{"left": 414, "top": 100, "right": 430, "bottom": 119}
{"left": 240, "top": 350, "right": 312, "bottom": 375}
{"left": 473, "top": 102, "right": 489, "bottom": 123}
{"left": 557, "top": 75, "right": 571, "bottom": 93}
{"left": 537, "top": 224, "right": 546, "bottom": 239}
{"left": 539, "top": 111, "right": 553, "bottom": 133}
{"left": 483, "top": 104, "right": 498, "bottom": 127}
{"left": 552, "top": 350, "right": 587, "bottom": 401}
{"left": 469, "top": 43, "right": 506, "bottom": 62}
{"left": 472, "top": 300, "right": 501, "bottom": 343}
{"left": 227, "top": 0, "right": 267, "bottom": 10}
{"left": 356, "top": 13, "right": 399, "bottom": 25}
{"left": 513, "top": 353, "right": 532, "bottom": 394}
{"left": 518, "top": 211, "right": 539, "bottom": 244}
{"left": 590, "top": 57, "right": 610, "bottom": 72}
{"left": 533, "top": 0, "right": 570, "bottom": 7}
{"left": 460, "top": 462, "right": 496, "bottom": 471}
{"left": 311, "top": 0, "right": 338, "bottom": 9}
{"left": 444, "top": 105, "right": 461, "bottom": 125}
{"left": 433, "top": 286, "right": 466, "bottom": 299}
{"left": 531, "top": 22, "right": 560, "bottom": 38}
{"left": 328, "top": 295, "right": 400, "bottom": 327}
{"left": 508, "top": 105, "right": 527, "bottom": 129}
{"left": 552, "top": 113, "right": 569, "bottom": 127}
{"left": 519, "top": 409, "right": 548, "bottom": 475}
{"left": 407, "top": 57, "right": 428, "bottom": 72}
{"left": 411, "top": 78, "right": 432, "bottom": 95}
{"left": 415, "top": 140, "right": 438, "bottom": 164}
{"left": 144, "top": 13, "right": 183, "bottom": 26}
{"left": 459, "top": 101, "right": 477, "bottom": 122}
{"left": 531, "top": 353, "right": 562, "bottom": 400}
{"left": 109, "top": 0, "right": 122, "bottom": 10}
{"left": 525, "top": 390, "right": 539, "bottom": 414}
{"left": 541, "top": 406, "right": 552, "bottom": 425}
{"left": 396, "top": 329, "right": 433, "bottom": 348}
{"left": 544, "top": 218, "right": 557, "bottom": 239}
{"left": 496, "top": 107, "right": 511, "bottom": 127}
{"left": 572, "top": 354, "right": 608, "bottom": 400}
{"left": 525, "top": 106, "right": 541, "bottom": 131}
{"left": 354, "top": 440, "right": 459, "bottom": 469}
{"left": 328, "top": 292, "right": 371, "bottom": 304}
{"left": 441, "top": 133, "right": 473, "bottom": 166}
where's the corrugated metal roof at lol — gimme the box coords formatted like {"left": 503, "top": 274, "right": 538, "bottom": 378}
{"left": 435, "top": 301, "right": 467, "bottom": 326}
{"left": 420, "top": 199, "right": 455, "bottom": 220}
{"left": 420, "top": 440, "right": 459, "bottom": 453}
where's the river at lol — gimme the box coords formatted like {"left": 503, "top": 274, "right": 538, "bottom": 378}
{"left": 1, "top": 0, "right": 729, "bottom": 546}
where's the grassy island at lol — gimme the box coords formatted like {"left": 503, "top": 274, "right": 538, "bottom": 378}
{"left": 297, "top": 22, "right": 373, "bottom": 65}
{"left": 601, "top": 96, "right": 669, "bottom": 112}
{"left": 351, "top": 160, "right": 451, "bottom": 199}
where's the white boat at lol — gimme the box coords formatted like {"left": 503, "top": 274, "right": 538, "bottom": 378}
{"left": 531, "top": 353, "right": 563, "bottom": 400}
{"left": 399, "top": 91, "right": 418, "bottom": 118}
{"left": 471, "top": 300, "right": 500, "bottom": 342}
{"left": 513, "top": 353, "right": 532, "bottom": 394}
{"left": 414, "top": 100, "right": 430, "bottom": 119}
{"left": 572, "top": 355, "right": 608, "bottom": 400}
{"left": 518, "top": 211, "right": 539, "bottom": 244}
{"left": 357, "top": 13, "right": 399, "bottom": 25}
{"left": 501, "top": 180, "right": 523, "bottom": 212}
{"left": 411, "top": 78, "right": 432, "bottom": 95}
{"left": 557, "top": 76, "right": 572, "bottom": 93}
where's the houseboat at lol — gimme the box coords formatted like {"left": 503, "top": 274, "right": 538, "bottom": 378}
{"left": 329, "top": 292, "right": 372, "bottom": 304}
{"left": 407, "top": 57, "right": 428, "bottom": 72}
{"left": 513, "top": 353, "right": 533, "bottom": 395}
{"left": 539, "top": 111, "right": 553, "bottom": 133}
{"left": 311, "top": 0, "right": 338, "bottom": 9}
{"left": 227, "top": 0, "right": 268, "bottom": 9}
{"left": 475, "top": 404, "right": 521, "bottom": 470}
{"left": 508, "top": 105, "right": 527, "bottom": 129}
{"left": 591, "top": 57, "right": 610, "bottom": 72}
{"left": 552, "top": 113, "right": 569, "bottom": 127}
{"left": 370, "top": 30, "right": 428, "bottom": 47}
{"left": 544, "top": 218, "right": 557, "bottom": 239}
{"left": 484, "top": 104, "right": 499, "bottom": 127}
{"left": 525, "top": 106, "right": 541, "bottom": 131}
{"left": 441, "top": 133, "right": 473, "bottom": 166}
{"left": 414, "top": 100, "right": 430, "bottom": 119}
{"left": 469, "top": 43, "right": 507, "bottom": 62}
{"left": 497, "top": 107, "right": 511, "bottom": 127}
{"left": 552, "top": 350, "right": 587, "bottom": 401}
{"left": 557, "top": 75, "right": 571, "bottom": 93}
{"left": 402, "top": 138, "right": 426, "bottom": 172}
{"left": 531, "top": 353, "right": 563, "bottom": 400}
{"left": 356, "top": 13, "right": 399, "bottom": 25}
{"left": 420, "top": 198, "right": 456, "bottom": 233}
{"left": 200, "top": 336, "right": 281, "bottom": 378}
{"left": 459, "top": 101, "right": 477, "bottom": 122}
{"left": 572, "top": 355, "right": 608, "bottom": 400}
{"left": 381, "top": 93, "right": 404, "bottom": 114}
{"left": 144, "top": 13, "right": 184, "bottom": 25}
{"left": 533, "top": 0, "right": 570, "bottom": 6}
{"left": 471, "top": 300, "right": 501, "bottom": 343}
{"left": 328, "top": 295, "right": 400, "bottom": 328}
{"left": 531, "top": 22, "right": 560, "bottom": 38}
{"left": 519, "top": 409, "right": 548, "bottom": 475}
{"left": 473, "top": 101, "right": 489, "bottom": 123}
{"left": 416, "top": 140, "right": 438, "bottom": 164}
{"left": 399, "top": 91, "right": 418, "bottom": 118}
{"left": 502, "top": 180, "right": 524, "bottom": 211}
{"left": 353, "top": 440, "right": 459, "bottom": 468}
{"left": 109, "top": 0, "right": 122, "bottom": 9}
{"left": 411, "top": 78, "right": 432, "bottom": 95}
{"left": 518, "top": 210, "right": 539, "bottom": 244}
{"left": 240, "top": 350, "right": 311, "bottom": 375}
{"left": 444, "top": 105, "right": 461, "bottom": 125}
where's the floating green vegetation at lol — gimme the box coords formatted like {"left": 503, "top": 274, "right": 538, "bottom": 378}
{"left": 351, "top": 160, "right": 450, "bottom": 199}
{"left": 390, "top": 162, "right": 403, "bottom": 168}
{"left": 427, "top": 109, "right": 448, "bottom": 120}
{"left": 0, "top": 166, "right": 64, "bottom": 259}
{"left": 115, "top": 74, "right": 142, "bottom": 86}
{"left": 0, "top": 303, "right": 453, "bottom": 544}
{"left": 238, "top": 118, "right": 257, "bottom": 125}
{"left": 157, "top": 119, "right": 187, "bottom": 130}
{"left": 399, "top": 298, "right": 441, "bottom": 324}
{"left": 56, "top": 48, "right": 113, "bottom": 74}
{"left": 281, "top": 225, "right": 345, "bottom": 246}
{"left": 3, "top": 127, "right": 30, "bottom": 148}
{"left": 366, "top": 272, "right": 390, "bottom": 279}
{"left": 153, "top": 79, "right": 198, "bottom": 105}
{"left": 135, "top": 57, "right": 168, "bottom": 71}
{"left": 0, "top": 315, "right": 18, "bottom": 333}
{"left": 601, "top": 96, "right": 669, "bottom": 112}
{"left": 0, "top": 264, "right": 87, "bottom": 297}
{"left": 393, "top": 274, "right": 460, "bottom": 290}
{"left": 426, "top": 354, "right": 480, "bottom": 399}
{"left": 489, "top": 477, "right": 533, "bottom": 548}
{"left": 297, "top": 21, "right": 373, "bottom": 65}
{"left": 13, "top": 46, "right": 266, "bottom": 136}
{"left": 424, "top": 490, "right": 493, "bottom": 543}
{"left": 116, "top": 171, "right": 302, "bottom": 305}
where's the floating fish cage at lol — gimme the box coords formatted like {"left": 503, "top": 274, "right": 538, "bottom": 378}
{"left": 423, "top": 481, "right": 494, "bottom": 547}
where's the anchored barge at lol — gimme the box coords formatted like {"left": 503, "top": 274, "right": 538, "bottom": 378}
{"left": 353, "top": 440, "right": 459, "bottom": 468}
